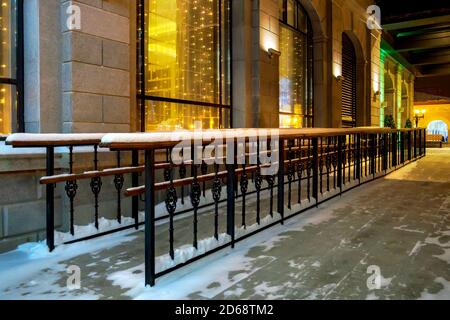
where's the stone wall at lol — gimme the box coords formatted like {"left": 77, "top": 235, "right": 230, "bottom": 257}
{"left": 417, "top": 104, "right": 450, "bottom": 132}
{"left": 61, "top": 0, "right": 132, "bottom": 133}
{"left": 0, "top": 145, "right": 136, "bottom": 253}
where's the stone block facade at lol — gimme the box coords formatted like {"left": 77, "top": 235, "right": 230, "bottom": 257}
{"left": 61, "top": 0, "right": 131, "bottom": 134}
{"left": 0, "top": 0, "right": 417, "bottom": 252}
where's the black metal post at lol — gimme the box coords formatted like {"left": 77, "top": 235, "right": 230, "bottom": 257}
{"left": 407, "top": 131, "right": 412, "bottom": 161}
{"left": 392, "top": 132, "right": 397, "bottom": 168}
{"left": 277, "top": 138, "right": 285, "bottom": 221}
{"left": 419, "top": 129, "right": 423, "bottom": 156}
{"left": 400, "top": 132, "right": 405, "bottom": 164}
{"left": 356, "top": 134, "right": 361, "bottom": 183}
{"left": 371, "top": 134, "right": 376, "bottom": 178}
{"left": 337, "top": 136, "right": 343, "bottom": 194}
{"left": 144, "top": 149, "right": 156, "bottom": 287}
{"left": 413, "top": 130, "right": 417, "bottom": 159}
{"left": 312, "top": 137, "right": 319, "bottom": 206}
{"left": 132, "top": 150, "right": 139, "bottom": 229}
{"left": 226, "top": 139, "right": 236, "bottom": 248}
{"left": 46, "top": 147, "right": 55, "bottom": 252}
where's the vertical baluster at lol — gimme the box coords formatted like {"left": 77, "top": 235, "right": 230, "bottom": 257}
{"left": 65, "top": 146, "right": 78, "bottom": 236}
{"left": 319, "top": 138, "right": 323, "bottom": 195}
{"left": 342, "top": 137, "right": 346, "bottom": 185}
{"left": 226, "top": 138, "right": 236, "bottom": 248}
{"left": 356, "top": 134, "right": 361, "bottom": 183}
{"left": 144, "top": 149, "right": 156, "bottom": 287}
{"left": 332, "top": 137, "right": 338, "bottom": 190}
{"left": 165, "top": 152, "right": 177, "bottom": 260}
{"left": 131, "top": 150, "right": 139, "bottom": 229}
{"left": 90, "top": 145, "right": 102, "bottom": 230}
{"left": 266, "top": 174, "right": 275, "bottom": 217}
{"left": 277, "top": 138, "right": 285, "bottom": 222}
{"left": 201, "top": 161, "right": 208, "bottom": 197}
{"left": 212, "top": 164, "right": 222, "bottom": 240}
{"left": 46, "top": 147, "right": 55, "bottom": 251}
{"left": 307, "top": 139, "right": 312, "bottom": 201}
{"left": 255, "top": 139, "right": 262, "bottom": 225}
{"left": 407, "top": 131, "right": 412, "bottom": 161}
{"left": 312, "top": 138, "right": 319, "bottom": 206}
{"left": 287, "top": 140, "right": 294, "bottom": 209}
{"left": 365, "top": 134, "right": 369, "bottom": 177}
{"left": 190, "top": 144, "right": 201, "bottom": 249}
{"left": 114, "top": 151, "right": 125, "bottom": 224}
{"left": 348, "top": 134, "right": 355, "bottom": 184}
{"left": 179, "top": 161, "right": 187, "bottom": 205}
{"left": 337, "top": 136, "right": 343, "bottom": 194}
{"left": 240, "top": 163, "right": 248, "bottom": 228}
{"left": 326, "top": 137, "right": 331, "bottom": 192}
{"left": 266, "top": 139, "right": 274, "bottom": 216}
{"left": 297, "top": 139, "right": 304, "bottom": 204}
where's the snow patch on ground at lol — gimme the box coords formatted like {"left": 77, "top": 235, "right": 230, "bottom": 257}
{"left": 0, "top": 230, "right": 137, "bottom": 296}
{"left": 419, "top": 278, "right": 450, "bottom": 300}
{"left": 107, "top": 207, "right": 338, "bottom": 300}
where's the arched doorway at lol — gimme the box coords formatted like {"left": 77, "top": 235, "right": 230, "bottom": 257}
{"left": 427, "top": 120, "right": 448, "bottom": 142}
{"left": 341, "top": 33, "right": 357, "bottom": 128}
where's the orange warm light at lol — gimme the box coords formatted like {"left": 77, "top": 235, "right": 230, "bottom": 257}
{"left": 144, "top": 0, "right": 227, "bottom": 131}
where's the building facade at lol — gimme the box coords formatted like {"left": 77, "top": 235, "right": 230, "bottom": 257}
{"left": 0, "top": 0, "right": 416, "bottom": 252}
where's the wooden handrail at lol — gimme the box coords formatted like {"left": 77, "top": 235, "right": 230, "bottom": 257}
{"left": 100, "top": 128, "right": 422, "bottom": 150}
{"left": 39, "top": 166, "right": 144, "bottom": 185}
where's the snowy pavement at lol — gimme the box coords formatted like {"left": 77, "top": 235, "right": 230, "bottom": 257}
{"left": 0, "top": 149, "right": 449, "bottom": 300}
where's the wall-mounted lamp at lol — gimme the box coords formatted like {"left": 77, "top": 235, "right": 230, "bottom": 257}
{"left": 335, "top": 75, "right": 345, "bottom": 82}
{"left": 414, "top": 109, "right": 426, "bottom": 128}
{"left": 268, "top": 48, "right": 281, "bottom": 59}
{"left": 373, "top": 90, "right": 380, "bottom": 102}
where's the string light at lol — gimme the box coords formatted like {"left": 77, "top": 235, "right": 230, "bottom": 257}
{"left": 144, "top": 0, "right": 228, "bottom": 131}
{"left": 0, "top": 0, "right": 14, "bottom": 134}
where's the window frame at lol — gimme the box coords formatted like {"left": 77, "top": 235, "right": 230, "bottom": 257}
{"left": 0, "top": 0, "right": 24, "bottom": 133}
{"left": 136, "top": 0, "right": 233, "bottom": 132}
{"left": 279, "top": 0, "right": 314, "bottom": 128}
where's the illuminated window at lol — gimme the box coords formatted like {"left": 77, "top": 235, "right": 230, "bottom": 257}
{"left": 138, "top": 0, "right": 231, "bottom": 131}
{"left": 0, "top": 0, "right": 23, "bottom": 134}
{"left": 278, "top": 0, "right": 313, "bottom": 128}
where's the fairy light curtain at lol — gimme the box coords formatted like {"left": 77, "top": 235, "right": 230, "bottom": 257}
{"left": 139, "top": 0, "right": 231, "bottom": 131}
{"left": 278, "top": 0, "right": 313, "bottom": 129}
{"left": 0, "top": 0, "right": 18, "bottom": 134}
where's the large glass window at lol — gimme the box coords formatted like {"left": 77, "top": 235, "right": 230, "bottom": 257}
{"left": 138, "top": 0, "right": 231, "bottom": 131}
{"left": 278, "top": 0, "right": 313, "bottom": 128}
{"left": 0, "top": 0, "right": 22, "bottom": 134}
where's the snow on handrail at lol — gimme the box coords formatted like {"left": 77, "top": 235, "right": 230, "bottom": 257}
{"left": 100, "top": 127, "right": 416, "bottom": 150}
{"left": 6, "top": 133, "right": 106, "bottom": 147}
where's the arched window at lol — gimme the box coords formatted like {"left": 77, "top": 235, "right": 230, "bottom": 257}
{"left": 427, "top": 120, "right": 448, "bottom": 142}
{"left": 0, "top": 0, "right": 23, "bottom": 134}
{"left": 138, "top": 0, "right": 231, "bottom": 131}
{"left": 278, "top": 0, "right": 314, "bottom": 128}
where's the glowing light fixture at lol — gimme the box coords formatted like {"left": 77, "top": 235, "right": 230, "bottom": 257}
{"left": 414, "top": 109, "right": 426, "bottom": 128}
{"left": 268, "top": 48, "right": 281, "bottom": 59}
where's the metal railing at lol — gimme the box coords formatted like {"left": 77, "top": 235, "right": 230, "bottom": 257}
{"left": 5, "top": 128, "right": 426, "bottom": 286}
